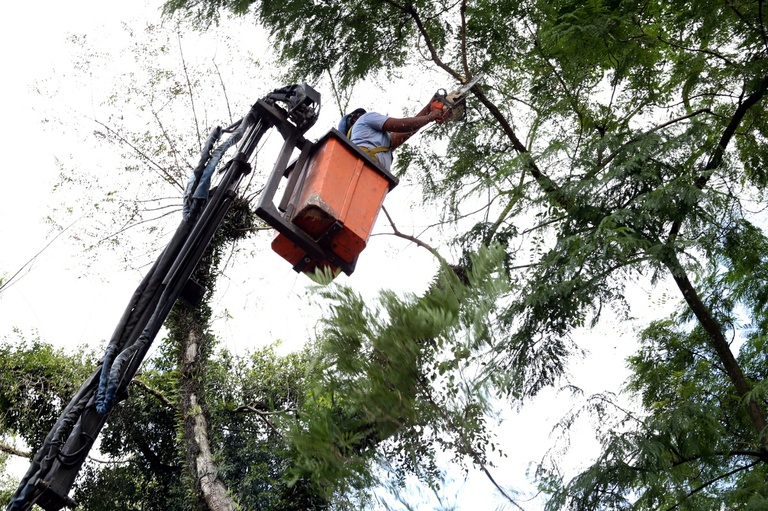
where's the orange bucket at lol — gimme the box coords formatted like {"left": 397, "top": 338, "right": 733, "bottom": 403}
{"left": 271, "top": 130, "right": 398, "bottom": 276}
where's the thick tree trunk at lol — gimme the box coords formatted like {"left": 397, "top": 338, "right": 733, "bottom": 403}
{"left": 179, "top": 314, "right": 237, "bottom": 511}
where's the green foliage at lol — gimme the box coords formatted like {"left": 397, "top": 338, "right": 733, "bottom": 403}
{"left": 165, "top": 0, "right": 424, "bottom": 89}
{"left": 0, "top": 331, "right": 326, "bottom": 511}
{"left": 284, "top": 246, "right": 511, "bottom": 500}
{"left": 207, "top": 344, "right": 323, "bottom": 510}
{"left": 538, "top": 310, "right": 768, "bottom": 510}
{"left": 0, "top": 332, "right": 96, "bottom": 452}
{"left": 0, "top": 454, "right": 14, "bottom": 508}
{"left": 36, "top": 0, "right": 768, "bottom": 507}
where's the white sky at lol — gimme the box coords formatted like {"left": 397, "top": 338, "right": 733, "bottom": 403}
{"left": 0, "top": 1, "right": 675, "bottom": 509}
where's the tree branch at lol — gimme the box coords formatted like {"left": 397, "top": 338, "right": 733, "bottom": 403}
{"left": 0, "top": 441, "right": 30, "bottom": 458}
{"left": 177, "top": 31, "right": 202, "bottom": 153}
{"left": 663, "top": 250, "right": 767, "bottom": 442}
{"left": 669, "top": 75, "right": 768, "bottom": 242}
{"left": 700, "top": 77, "right": 768, "bottom": 184}
{"left": 151, "top": 102, "right": 186, "bottom": 175}
{"left": 484, "top": 163, "right": 528, "bottom": 245}
{"left": 233, "top": 404, "right": 287, "bottom": 437}
{"left": 131, "top": 378, "right": 175, "bottom": 409}
{"left": 386, "top": 0, "right": 568, "bottom": 211}
{"left": 92, "top": 118, "right": 184, "bottom": 190}
{"left": 212, "top": 57, "right": 233, "bottom": 125}
{"left": 381, "top": 205, "right": 438, "bottom": 254}
{"left": 459, "top": 0, "right": 470, "bottom": 78}
{"left": 655, "top": 77, "right": 768, "bottom": 441}
{"left": 591, "top": 108, "right": 712, "bottom": 177}
{"left": 382, "top": 0, "right": 462, "bottom": 81}
{"left": 664, "top": 460, "right": 760, "bottom": 511}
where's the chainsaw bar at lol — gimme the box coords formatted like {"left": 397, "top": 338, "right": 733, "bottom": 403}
{"left": 439, "top": 71, "right": 484, "bottom": 121}
{"left": 454, "top": 71, "right": 484, "bottom": 98}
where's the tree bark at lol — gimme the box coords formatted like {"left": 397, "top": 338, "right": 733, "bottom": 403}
{"left": 179, "top": 315, "right": 237, "bottom": 511}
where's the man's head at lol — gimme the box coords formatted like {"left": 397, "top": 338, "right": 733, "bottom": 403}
{"left": 339, "top": 108, "right": 367, "bottom": 135}
{"left": 348, "top": 107, "right": 366, "bottom": 124}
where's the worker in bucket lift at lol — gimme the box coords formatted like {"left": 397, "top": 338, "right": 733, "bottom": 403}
{"left": 338, "top": 99, "right": 451, "bottom": 171}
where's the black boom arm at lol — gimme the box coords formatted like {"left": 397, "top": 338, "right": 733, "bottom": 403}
{"left": 7, "top": 84, "right": 321, "bottom": 511}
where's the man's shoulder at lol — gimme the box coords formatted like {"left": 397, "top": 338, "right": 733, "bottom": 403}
{"left": 359, "top": 111, "right": 389, "bottom": 128}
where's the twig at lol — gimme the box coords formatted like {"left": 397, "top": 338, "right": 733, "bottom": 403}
{"left": 0, "top": 218, "right": 79, "bottom": 295}
{"left": 591, "top": 108, "right": 712, "bottom": 176}
{"left": 177, "top": 31, "right": 202, "bottom": 153}
{"left": 664, "top": 460, "right": 760, "bottom": 511}
{"left": 96, "top": 207, "right": 180, "bottom": 245}
{"left": 381, "top": 205, "right": 437, "bottom": 253}
{"left": 234, "top": 404, "right": 290, "bottom": 437}
{"left": 87, "top": 454, "right": 133, "bottom": 465}
{"left": 92, "top": 117, "right": 183, "bottom": 190}
{"left": 212, "top": 57, "right": 233, "bottom": 125}
{"left": 416, "top": 377, "right": 527, "bottom": 511}
{"left": 151, "top": 106, "right": 185, "bottom": 175}
{"left": 326, "top": 69, "right": 351, "bottom": 117}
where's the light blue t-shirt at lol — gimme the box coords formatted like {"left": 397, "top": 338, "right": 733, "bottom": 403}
{"left": 350, "top": 112, "right": 393, "bottom": 171}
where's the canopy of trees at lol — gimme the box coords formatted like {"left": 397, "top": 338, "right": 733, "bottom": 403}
{"left": 3, "top": 0, "right": 768, "bottom": 509}
{"left": 161, "top": 0, "right": 768, "bottom": 508}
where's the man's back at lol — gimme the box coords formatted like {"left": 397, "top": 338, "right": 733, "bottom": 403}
{"left": 350, "top": 112, "right": 393, "bottom": 170}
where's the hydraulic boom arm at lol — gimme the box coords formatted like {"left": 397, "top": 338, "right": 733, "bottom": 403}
{"left": 7, "top": 84, "right": 321, "bottom": 511}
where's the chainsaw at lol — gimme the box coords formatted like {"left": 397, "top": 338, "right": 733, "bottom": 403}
{"left": 431, "top": 72, "right": 483, "bottom": 123}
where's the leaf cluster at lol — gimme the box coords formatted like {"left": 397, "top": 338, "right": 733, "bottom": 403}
{"left": 0, "top": 333, "right": 96, "bottom": 453}
{"left": 282, "top": 246, "right": 512, "bottom": 500}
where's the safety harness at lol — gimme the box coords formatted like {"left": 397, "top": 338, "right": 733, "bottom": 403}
{"left": 346, "top": 125, "right": 390, "bottom": 164}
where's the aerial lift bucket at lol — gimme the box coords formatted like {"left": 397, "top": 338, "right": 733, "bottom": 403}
{"left": 255, "top": 128, "right": 398, "bottom": 278}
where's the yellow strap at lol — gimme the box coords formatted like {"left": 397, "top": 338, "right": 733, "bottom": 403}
{"left": 359, "top": 145, "right": 390, "bottom": 163}
{"left": 346, "top": 126, "right": 390, "bottom": 162}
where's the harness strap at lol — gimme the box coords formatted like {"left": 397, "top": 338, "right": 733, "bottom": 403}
{"left": 359, "top": 145, "right": 390, "bottom": 162}
{"left": 347, "top": 127, "right": 390, "bottom": 163}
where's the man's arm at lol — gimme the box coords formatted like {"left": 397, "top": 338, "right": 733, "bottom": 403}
{"left": 386, "top": 103, "right": 443, "bottom": 149}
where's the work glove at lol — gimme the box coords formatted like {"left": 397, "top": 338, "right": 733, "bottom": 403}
{"left": 430, "top": 101, "right": 452, "bottom": 124}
